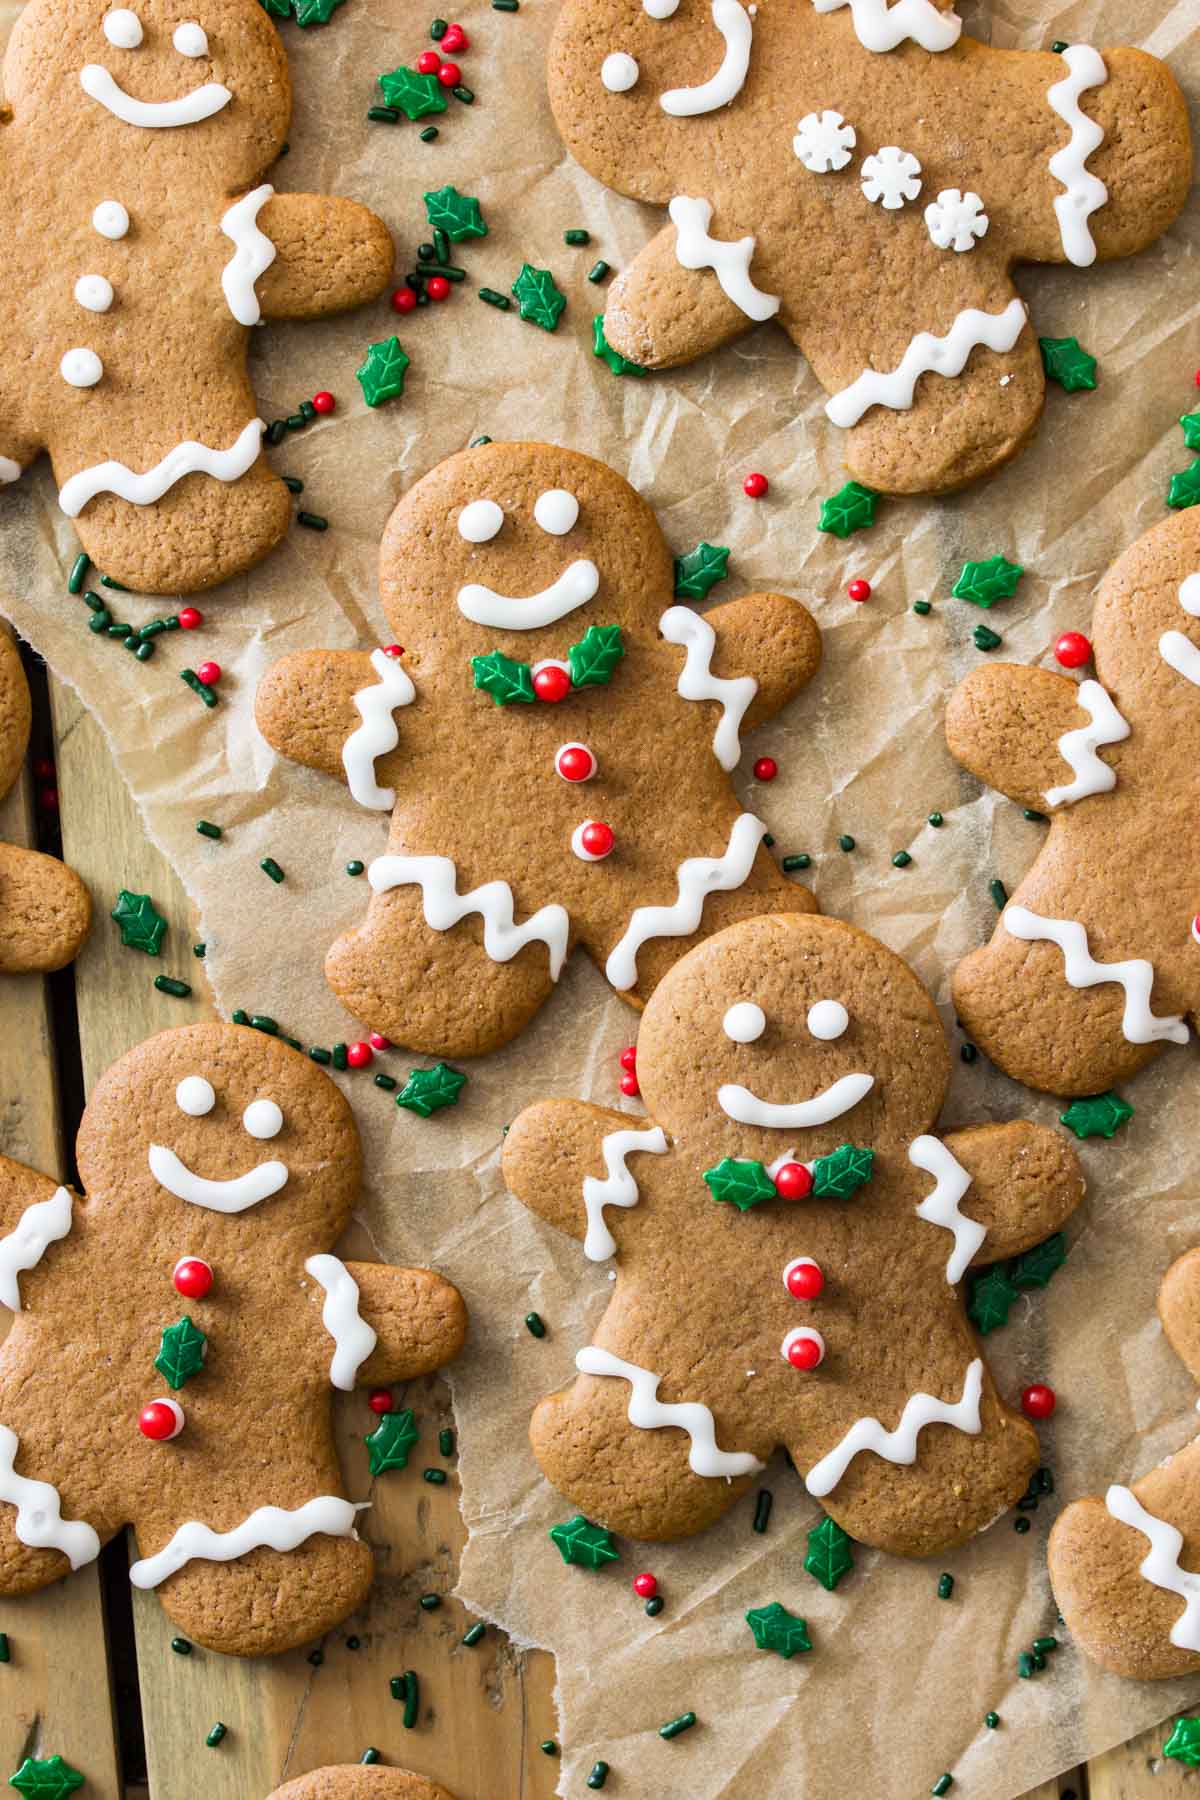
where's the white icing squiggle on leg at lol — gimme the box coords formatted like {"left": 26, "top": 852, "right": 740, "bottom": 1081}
{"left": 0, "top": 1425, "right": 100, "bottom": 1569}
{"left": 342, "top": 648, "right": 416, "bottom": 811}
{"left": 1003, "top": 907, "right": 1189, "bottom": 1046}
{"left": 804, "top": 1359, "right": 983, "bottom": 1498}
{"left": 605, "top": 812, "right": 767, "bottom": 991}
{"left": 129, "top": 1496, "right": 367, "bottom": 1588}
{"left": 668, "top": 197, "right": 780, "bottom": 323}
{"left": 1044, "top": 679, "right": 1130, "bottom": 808}
{"left": 826, "top": 299, "right": 1027, "bottom": 427}
{"left": 811, "top": 0, "right": 962, "bottom": 53}
{"left": 219, "top": 185, "right": 277, "bottom": 327}
{"left": 304, "top": 1255, "right": 378, "bottom": 1391}
{"left": 908, "top": 1137, "right": 985, "bottom": 1284}
{"left": 1105, "top": 1484, "right": 1200, "bottom": 1651}
{"left": 659, "top": 605, "right": 757, "bottom": 770}
{"left": 582, "top": 1126, "right": 669, "bottom": 1261}
{"left": 660, "top": 0, "right": 752, "bottom": 117}
{"left": 368, "top": 854, "right": 570, "bottom": 980}
{"left": 1047, "top": 45, "right": 1108, "bottom": 268}
{"left": 575, "top": 1346, "right": 763, "bottom": 1477}
{"left": 0, "top": 1187, "right": 72, "bottom": 1312}
{"left": 58, "top": 419, "right": 265, "bottom": 517}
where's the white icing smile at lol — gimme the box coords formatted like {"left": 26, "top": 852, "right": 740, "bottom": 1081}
{"left": 457, "top": 560, "right": 600, "bottom": 630}
{"left": 80, "top": 62, "right": 231, "bottom": 128}
{"left": 148, "top": 1143, "right": 288, "bottom": 1213}
{"left": 718, "top": 1070, "right": 874, "bottom": 1129}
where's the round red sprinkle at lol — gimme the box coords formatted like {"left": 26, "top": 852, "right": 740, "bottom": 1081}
{"left": 743, "top": 472, "right": 768, "bottom": 500}
{"left": 178, "top": 606, "right": 203, "bottom": 630}
{"left": 619, "top": 1045, "right": 637, "bottom": 1071}
{"left": 427, "top": 275, "right": 451, "bottom": 303}
{"left": 437, "top": 61, "right": 461, "bottom": 86}
{"left": 581, "top": 821, "right": 614, "bottom": 859}
{"left": 632, "top": 1572, "right": 658, "bottom": 1599}
{"left": 1192, "top": 914, "right": 1200, "bottom": 946}
{"left": 391, "top": 285, "right": 418, "bottom": 314}
{"left": 312, "top": 391, "right": 336, "bottom": 416}
{"left": 173, "top": 1256, "right": 213, "bottom": 1300}
{"left": 619, "top": 1071, "right": 640, "bottom": 1098}
{"left": 784, "top": 1258, "right": 824, "bottom": 1301}
{"left": 441, "top": 22, "right": 468, "bottom": 51}
{"left": 38, "top": 787, "right": 59, "bottom": 813}
{"left": 785, "top": 1331, "right": 824, "bottom": 1371}
{"left": 1021, "top": 1383, "right": 1056, "bottom": 1420}
{"left": 847, "top": 578, "right": 872, "bottom": 603}
{"left": 555, "top": 744, "right": 595, "bottom": 783}
{"left": 774, "top": 1162, "right": 814, "bottom": 1202}
{"left": 346, "top": 1041, "right": 374, "bottom": 1069}
{"left": 753, "top": 756, "right": 778, "bottom": 782}
{"left": 139, "top": 1399, "right": 183, "bottom": 1441}
{"left": 416, "top": 47, "right": 441, "bottom": 73}
{"left": 1053, "top": 631, "right": 1092, "bottom": 669}
{"left": 33, "top": 756, "right": 55, "bottom": 782}
{"left": 196, "top": 661, "right": 221, "bottom": 686}
{"left": 383, "top": 644, "right": 404, "bottom": 658}
{"left": 369, "top": 1032, "right": 391, "bottom": 1051}
{"left": 368, "top": 1388, "right": 395, "bottom": 1414}
{"left": 532, "top": 664, "right": 571, "bottom": 703}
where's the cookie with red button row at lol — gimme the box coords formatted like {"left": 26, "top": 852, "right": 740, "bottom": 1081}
{"left": 0, "top": 1021, "right": 467, "bottom": 1656}
{"left": 255, "top": 440, "right": 822, "bottom": 1058}
{"left": 550, "top": 0, "right": 1190, "bottom": 495}
{"left": 502, "top": 912, "right": 1084, "bottom": 1550}
{"left": 268, "top": 1769, "right": 457, "bottom": 1800}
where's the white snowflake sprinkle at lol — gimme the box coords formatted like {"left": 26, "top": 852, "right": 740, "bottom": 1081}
{"left": 793, "top": 109, "right": 857, "bottom": 173}
{"left": 924, "top": 188, "right": 989, "bottom": 252}
{"left": 860, "top": 145, "right": 922, "bottom": 210}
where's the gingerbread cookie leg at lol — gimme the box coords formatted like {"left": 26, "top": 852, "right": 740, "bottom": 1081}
{"left": 148, "top": 1529, "right": 376, "bottom": 1659}
{"left": 603, "top": 220, "right": 764, "bottom": 370}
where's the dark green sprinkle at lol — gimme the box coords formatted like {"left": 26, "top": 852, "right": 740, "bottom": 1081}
{"left": 122, "top": 632, "right": 143, "bottom": 653}
{"left": 989, "top": 878, "right": 1008, "bottom": 910}
{"left": 586, "top": 1763, "right": 609, "bottom": 1790}
{"left": 439, "top": 1427, "right": 454, "bottom": 1456}
{"left": 283, "top": 1037, "right": 302, "bottom": 1052}
{"left": 1036, "top": 1467, "right": 1055, "bottom": 1495}
{"left": 1014, "top": 1517, "right": 1031, "bottom": 1535}
{"left": 419, "top": 1593, "right": 442, "bottom": 1612}
{"left": 307, "top": 1649, "right": 324, "bottom": 1667}
{"left": 782, "top": 853, "right": 811, "bottom": 873}
{"left": 645, "top": 1596, "right": 664, "bottom": 1617}
{"left": 346, "top": 1636, "right": 361, "bottom": 1650}
{"left": 260, "top": 857, "right": 285, "bottom": 883}
{"left": 346, "top": 859, "right": 365, "bottom": 876}
{"left": 286, "top": 414, "right": 306, "bottom": 432}
{"left": 418, "top": 244, "right": 436, "bottom": 262}
{"left": 283, "top": 476, "right": 304, "bottom": 494}
{"left": 931, "top": 1778, "right": 952, "bottom": 1797}
{"left": 838, "top": 834, "right": 856, "bottom": 852}
{"left": 430, "top": 15, "right": 447, "bottom": 35}
{"left": 1033, "top": 1635, "right": 1058, "bottom": 1655}
{"left": 368, "top": 105, "right": 400, "bottom": 123}
{"left": 763, "top": 833, "right": 774, "bottom": 848}
{"left": 196, "top": 820, "right": 222, "bottom": 840}
{"left": 753, "top": 1489, "right": 773, "bottom": 1534}
{"left": 540, "top": 1741, "right": 558, "bottom": 1756}
{"left": 937, "top": 1573, "right": 954, "bottom": 1600}
{"left": 469, "top": 436, "right": 493, "bottom": 447}
{"left": 137, "top": 619, "right": 168, "bottom": 638}
{"left": 913, "top": 600, "right": 932, "bottom": 615}
{"left": 961, "top": 1044, "right": 978, "bottom": 1065}
{"left": 390, "top": 1674, "right": 406, "bottom": 1700}
{"left": 308, "top": 1047, "right": 331, "bottom": 1065}
{"left": 154, "top": 976, "right": 192, "bottom": 998}
{"left": 332, "top": 1042, "right": 348, "bottom": 1071}
{"left": 250, "top": 1014, "right": 278, "bottom": 1034}
{"left": 374, "top": 1073, "right": 397, "bottom": 1091}
{"left": 1032, "top": 1649, "right": 1046, "bottom": 1671}
{"left": 423, "top": 1468, "right": 448, "bottom": 1485}
{"left": 985, "top": 1712, "right": 1000, "bottom": 1729}
{"left": 1051, "top": 39, "right": 1067, "bottom": 52}
{"left": 67, "top": 553, "right": 90, "bottom": 594}
{"left": 181, "top": 668, "right": 218, "bottom": 707}
{"left": 232, "top": 1009, "right": 249, "bottom": 1025}
{"left": 86, "top": 609, "right": 112, "bottom": 632}
{"left": 100, "top": 573, "right": 129, "bottom": 591}
{"left": 659, "top": 1712, "right": 696, "bottom": 1740}
{"left": 419, "top": 126, "right": 439, "bottom": 141}
{"left": 360, "top": 1748, "right": 380, "bottom": 1766}
{"left": 434, "top": 227, "right": 450, "bottom": 263}
{"left": 462, "top": 1622, "right": 485, "bottom": 1647}
{"left": 974, "top": 624, "right": 1003, "bottom": 651}
{"left": 1023, "top": 808, "right": 1048, "bottom": 823}
{"left": 587, "top": 260, "right": 611, "bottom": 283}
{"left": 135, "top": 641, "right": 155, "bottom": 662}
{"left": 891, "top": 850, "right": 912, "bottom": 868}
{"left": 928, "top": 812, "right": 944, "bottom": 827}
{"left": 193, "top": 943, "right": 206, "bottom": 958}
{"left": 298, "top": 512, "right": 328, "bottom": 531}
{"left": 422, "top": 264, "right": 466, "bottom": 282}
{"left": 266, "top": 420, "right": 287, "bottom": 446}
{"left": 170, "top": 1637, "right": 192, "bottom": 1655}
{"left": 452, "top": 84, "right": 473, "bottom": 103}
{"left": 164, "top": 615, "right": 181, "bottom": 630}
{"left": 565, "top": 229, "right": 590, "bottom": 246}
{"left": 107, "top": 622, "right": 133, "bottom": 638}
{"left": 206, "top": 1723, "right": 227, "bottom": 1747}
{"left": 479, "top": 287, "right": 511, "bottom": 309}
{"left": 300, "top": 400, "right": 317, "bottom": 421}
{"left": 525, "top": 1312, "right": 546, "bottom": 1338}
{"left": 403, "top": 1669, "right": 419, "bottom": 1730}
{"left": 493, "top": 0, "right": 519, "bottom": 8}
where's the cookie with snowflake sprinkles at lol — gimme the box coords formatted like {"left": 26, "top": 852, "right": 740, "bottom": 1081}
{"left": 255, "top": 440, "right": 823, "bottom": 1057}
{"left": 268, "top": 1768, "right": 458, "bottom": 1799}
{"left": 0, "top": 631, "right": 90, "bottom": 973}
{"left": 0, "top": 1020, "right": 466, "bottom": 1656}
{"left": 501, "top": 911, "right": 1083, "bottom": 1548}
{"left": 548, "top": 0, "right": 1191, "bottom": 495}
{"left": 0, "top": 0, "right": 394, "bottom": 595}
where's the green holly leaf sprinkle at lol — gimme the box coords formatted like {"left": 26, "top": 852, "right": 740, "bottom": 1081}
{"left": 746, "top": 1602, "right": 811, "bottom": 1659}
{"left": 804, "top": 1515, "right": 854, "bottom": 1591}
{"left": 818, "top": 481, "right": 878, "bottom": 539}
{"left": 811, "top": 1144, "right": 873, "bottom": 1200}
{"left": 257, "top": 0, "right": 292, "bottom": 16}
{"left": 423, "top": 185, "right": 487, "bottom": 243}
{"left": 395, "top": 1062, "right": 467, "bottom": 1119}
{"left": 111, "top": 889, "right": 167, "bottom": 955}
{"left": 377, "top": 66, "right": 448, "bottom": 120}
{"left": 365, "top": 1406, "right": 418, "bottom": 1475}
{"left": 8, "top": 1757, "right": 85, "bottom": 1800}
{"left": 568, "top": 624, "right": 624, "bottom": 689}
{"left": 1008, "top": 1233, "right": 1068, "bottom": 1291}
{"left": 356, "top": 336, "right": 410, "bottom": 409}
{"left": 511, "top": 265, "right": 567, "bottom": 333}
{"left": 549, "top": 1514, "right": 619, "bottom": 1569}
{"left": 951, "top": 554, "right": 1024, "bottom": 609}
{"left": 1060, "top": 1091, "right": 1133, "bottom": 1141}
{"left": 1038, "top": 336, "right": 1097, "bottom": 393}
{"left": 967, "top": 1266, "right": 1018, "bottom": 1334}
{"left": 1164, "top": 1716, "right": 1200, "bottom": 1769}
{"left": 292, "top": 0, "right": 342, "bottom": 24}
{"left": 673, "top": 543, "right": 730, "bottom": 600}
{"left": 592, "top": 315, "right": 647, "bottom": 378}
{"left": 1168, "top": 461, "right": 1200, "bottom": 511}
{"left": 154, "top": 1315, "right": 208, "bottom": 1390}
{"left": 1181, "top": 412, "right": 1200, "bottom": 453}
{"left": 703, "top": 1157, "right": 776, "bottom": 1213}
{"left": 471, "top": 650, "right": 534, "bottom": 707}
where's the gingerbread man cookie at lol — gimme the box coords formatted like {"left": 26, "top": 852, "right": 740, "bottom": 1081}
{"left": 0, "top": 0, "right": 393, "bottom": 596}
{"left": 503, "top": 912, "right": 1083, "bottom": 1550}
{"left": 549, "top": 0, "right": 1190, "bottom": 495}
{"left": 0, "top": 1021, "right": 467, "bottom": 1657}
{"left": 1050, "top": 1248, "right": 1200, "bottom": 1680}
{"left": 0, "top": 631, "right": 90, "bottom": 973}
{"left": 269, "top": 1770, "right": 456, "bottom": 1800}
{"left": 256, "top": 441, "right": 822, "bottom": 1057}
{"left": 946, "top": 509, "right": 1200, "bottom": 1098}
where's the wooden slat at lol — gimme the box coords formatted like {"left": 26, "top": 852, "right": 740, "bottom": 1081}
{"left": 49, "top": 677, "right": 558, "bottom": 1799}
{"left": 1088, "top": 1717, "right": 1196, "bottom": 1797}
{"left": 0, "top": 640, "right": 122, "bottom": 1798}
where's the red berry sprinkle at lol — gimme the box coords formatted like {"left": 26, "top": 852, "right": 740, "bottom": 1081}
{"left": 847, "top": 578, "right": 872, "bottom": 603}
{"left": 619, "top": 1071, "right": 640, "bottom": 1098}
{"left": 555, "top": 743, "right": 596, "bottom": 783}
{"left": 392, "top": 285, "right": 418, "bottom": 314}
{"left": 1021, "top": 1383, "right": 1056, "bottom": 1420}
{"left": 38, "top": 787, "right": 59, "bottom": 813}
{"left": 784, "top": 1257, "right": 824, "bottom": 1301}
{"left": 417, "top": 48, "right": 441, "bottom": 73}
{"left": 312, "top": 391, "right": 336, "bottom": 416}
{"left": 632, "top": 1572, "right": 658, "bottom": 1599}
{"left": 441, "top": 22, "right": 468, "bottom": 51}
{"left": 33, "top": 756, "right": 55, "bottom": 781}
{"left": 774, "top": 1162, "right": 814, "bottom": 1202}
{"left": 139, "top": 1399, "right": 183, "bottom": 1441}
{"left": 784, "top": 1330, "right": 824, "bottom": 1371}
{"left": 427, "top": 275, "right": 452, "bottom": 303}
{"left": 1053, "top": 631, "right": 1092, "bottom": 669}
{"left": 368, "top": 1388, "right": 395, "bottom": 1415}
{"left": 619, "top": 1045, "right": 637, "bottom": 1071}
{"left": 346, "top": 1041, "right": 374, "bottom": 1069}
{"left": 580, "top": 821, "right": 615, "bottom": 859}
{"left": 437, "top": 61, "right": 461, "bottom": 86}
{"left": 196, "top": 661, "right": 221, "bottom": 687}
{"left": 369, "top": 1032, "right": 392, "bottom": 1051}
{"left": 173, "top": 1256, "right": 214, "bottom": 1300}
{"left": 743, "top": 472, "right": 769, "bottom": 500}
{"left": 753, "top": 756, "right": 778, "bottom": 782}
{"left": 177, "top": 606, "right": 203, "bottom": 630}
{"left": 532, "top": 664, "right": 571, "bottom": 703}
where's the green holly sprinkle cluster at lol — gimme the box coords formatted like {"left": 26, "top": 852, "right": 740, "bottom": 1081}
{"left": 967, "top": 1233, "right": 1067, "bottom": 1334}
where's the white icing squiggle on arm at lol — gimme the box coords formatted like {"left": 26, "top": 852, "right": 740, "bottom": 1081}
{"left": 0, "top": 1187, "right": 72, "bottom": 1312}
{"left": 668, "top": 197, "right": 780, "bottom": 324}
{"left": 661, "top": 0, "right": 752, "bottom": 116}
{"left": 1047, "top": 45, "right": 1108, "bottom": 268}
{"left": 908, "top": 1136, "right": 985, "bottom": 1284}
{"left": 369, "top": 854, "right": 570, "bottom": 979}
{"left": 1045, "top": 678, "right": 1130, "bottom": 809}
{"left": 59, "top": 418, "right": 264, "bottom": 517}
{"left": 1004, "top": 906, "right": 1189, "bottom": 1046}
{"left": 805, "top": 1359, "right": 983, "bottom": 1498}
{"left": 660, "top": 605, "right": 757, "bottom": 769}
{"left": 80, "top": 63, "right": 232, "bottom": 128}
{"left": 1161, "top": 573, "right": 1200, "bottom": 689}
{"left": 220, "top": 185, "right": 277, "bottom": 327}
{"left": 1106, "top": 1484, "right": 1200, "bottom": 1651}
{"left": 305, "top": 1254, "right": 378, "bottom": 1391}
{"left": 582, "top": 1126, "right": 669, "bottom": 1261}
{"left": 826, "top": 299, "right": 1027, "bottom": 428}
{"left": 811, "top": 0, "right": 962, "bottom": 53}
{"left": 342, "top": 648, "right": 416, "bottom": 811}
{"left": 129, "top": 1496, "right": 366, "bottom": 1588}
{"left": 605, "top": 812, "right": 766, "bottom": 991}
{"left": 576, "top": 1346, "right": 763, "bottom": 1477}
{"left": 0, "top": 1425, "right": 100, "bottom": 1569}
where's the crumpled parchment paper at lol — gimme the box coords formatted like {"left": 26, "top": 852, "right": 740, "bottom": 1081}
{"left": 2, "top": 0, "right": 1200, "bottom": 1793}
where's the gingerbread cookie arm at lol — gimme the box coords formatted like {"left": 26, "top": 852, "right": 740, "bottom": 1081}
{"left": 255, "top": 195, "right": 394, "bottom": 320}
{"left": 503, "top": 1100, "right": 664, "bottom": 1253}
{"left": 696, "top": 593, "right": 822, "bottom": 732}
{"left": 344, "top": 1263, "right": 468, "bottom": 1383}
{"left": 1159, "top": 1249, "right": 1200, "bottom": 1381}
{"left": 603, "top": 223, "right": 759, "bottom": 371}
{"left": 936, "top": 1122, "right": 1083, "bottom": 1265}
{"left": 0, "top": 843, "right": 91, "bottom": 973}
{"left": 945, "top": 664, "right": 1111, "bottom": 810}
{"left": 256, "top": 648, "right": 407, "bottom": 791}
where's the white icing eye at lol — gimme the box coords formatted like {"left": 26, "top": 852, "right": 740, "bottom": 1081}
{"left": 173, "top": 21, "right": 208, "bottom": 55}
{"left": 92, "top": 200, "right": 130, "bottom": 240}
{"left": 60, "top": 349, "right": 103, "bottom": 388}
{"left": 74, "top": 275, "right": 114, "bottom": 314}
{"left": 723, "top": 1001, "right": 766, "bottom": 1044}
{"left": 243, "top": 1098, "right": 283, "bottom": 1140}
{"left": 175, "top": 1075, "right": 215, "bottom": 1117}
{"left": 534, "top": 489, "right": 580, "bottom": 536}
{"left": 103, "top": 8, "right": 143, "bottom": 47}
{"left": 644, "top": 0, "right": 679, "bottom": 14}
{"left": 458, "top": 499, "right": 504, "bottom": 544}
{"left": 807, "top": 1000, "right": 849, "bottom": 1041}
{"left": 601, "top": 51, "right": 640, "bottom": 92}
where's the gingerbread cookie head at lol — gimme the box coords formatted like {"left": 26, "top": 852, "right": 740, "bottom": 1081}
{"left": 268, "top": 1769, "right": 458, "bottom": 1800}
{"left": 548, "top": 1, "right": 1191, "bottom": 495}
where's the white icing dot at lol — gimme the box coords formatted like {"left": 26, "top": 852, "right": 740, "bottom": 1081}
{"left": 103, "top": 7, "right": 143, "bottom": 47}
{"left": 534, "top": 489, "right": 580, "bottom": 536}
{"left": 74, "top": 274, "right": 114, "bottom": 314}
{"left": 173, "top": 20, "right": 208, "bottom": 55}
{"left": 807, "top": 999, "right": 849, "bottom": 1041}
{"left": 644, "top": 0, "right": 679, "bottom": 13}
{"left": 175, "top": 1075, "right": 215, "bottom": 1117}
{"left": 60, "top": 348, "right": 103, "bottom": 388}
{"left": 92, "top": 200, "right": 130, "bottom": 240}
{"left": 458, "top": 499, "right": 503, "bottom": 544}
{"left": 601, "top": 51, "right": 639, "bottom": 92}
{"left": 243, "top": 1098, "right": 283, "bottom": 1140}
{"left": 723, "top": 1001, "right": 766, "bottom": 1043}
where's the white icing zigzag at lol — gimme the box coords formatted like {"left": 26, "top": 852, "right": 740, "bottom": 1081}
{"left": 659, "top": 605, "right": 757, "bottom": 770}
{"left": 582, "top": 1126, "right": 669, "bottom": 1261}
{"left": 1045, "top": 678, "right": 1130, "bottom": 809}
{"left": 58, "top": 419, "right": 265, "bottom": 518}
{"left": 342, "top": 648, "right": 416, "bottom": 811}
{"left": 368, "top": 854, "right": 571, "bottom": 980}
{"left": 1106, "top": 1483, "right": 1200, "bottom": 1652}
{"left": 804, "top": 1358, "right": 983, "bottom": 1498}
{"left": 811, "top": 0, "right": 962, "bottom": 54}
{"left": 660, "top": 0, "right": 753, "bottom": 117}
{"left": 1161, "top": 573, "right": 1200, "bottom": 689}
{"left": 1003, "top": 906, "right": 1189, "bottom": 1047}
{"left": 129, "top": 1496, "right": 367, "bottom": 1588}
{"left": 1047, "top": 45, "right": 1108, "bottom": 269}
{"left": 605, "top": 812, "right": 767, "bottom": 991}
{"left": 668, "top": 197, "right": 780, "bottom": 324}
{"left": 576, "top": 1346, "right": 763, "bottom": 1477}
{"left": 220, "top": 185, "right": 277, "bottom": 327}
{"left": 0, "top": 1424, "right": 101, "bottom": 1569}
{"left": 0, "top": 1186, "right": 72, "bottom": 1312}
{"left": 826, "top": 299, "right": 1027, "bottom": 427}
{"left": 304, "top": 1254, "right": 378, "bottom": 1391}
{"left": 908, "top": 1136, "right": 985, "bottom": 1284}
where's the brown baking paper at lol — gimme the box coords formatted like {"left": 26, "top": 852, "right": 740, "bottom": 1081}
{"left": 2, "top": 0, "right": 1200, "bottom": 1792}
